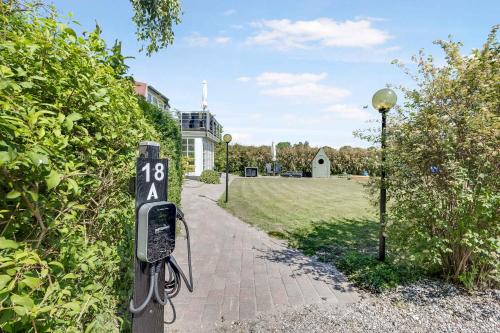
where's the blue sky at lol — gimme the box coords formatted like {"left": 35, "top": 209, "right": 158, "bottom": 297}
{"left": 52, "top": 0, "right": 499, "bottom": 147}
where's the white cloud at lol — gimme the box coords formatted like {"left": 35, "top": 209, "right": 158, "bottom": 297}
{"left": 215, "top": 36, "right": 231, "bottom": 44}
{"left": 354, "top": 16, "right": 386, "bottom": 22}
{"left": 185, "top": 33, "right": 209, "bottom": 47}
{"left": 247, "top": 18, "right": 391, "bottom": 50}
{"left": 223, "top": 9, "right": 236, "bottom": 16}
{"left": 237, "top": 76, "right": 251, "bottom": 82}
{"left": 261, "top": 83, "right": 350, "bottom": 103}
{"left": 256, "top": 72, "right": 328, "bottom": 86}
{"left": 324, "top": 104, "right": 371, "bottom": 120}
{"left": 184, "top": 34, "right": 231, "bottom": 47}
{"left": 253, "top": 71, "right": 350, "bottom": 103}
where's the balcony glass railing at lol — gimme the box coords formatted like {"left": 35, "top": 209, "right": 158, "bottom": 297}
{"left": 179, "top": 112, "right": 222, "bottom": 139}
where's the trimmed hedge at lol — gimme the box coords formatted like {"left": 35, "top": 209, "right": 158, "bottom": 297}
{"left": 138, "top": 98, "right": 183, "bottom": 204}
{"left": 215, "top": 142, "right": 377, "bottom": 176}
{"left": 199, "top": 170, "right": 221, "bottom": 184}
{"left": 0, "top": 5, "right": 181, "bottom": 332}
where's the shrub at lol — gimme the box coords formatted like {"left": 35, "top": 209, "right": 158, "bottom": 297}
{"left": 0, "top": 5, "right": 180, "bottom": 331}
{"left": 138, "top": 98, "right": 183, "bottom": 204}
{"left": 199, "top": 170, "right": 220, "bottom": 184}
{"left": 215, "top": 142, "right": 377, "bottom": 176}
{"left": 337, "top": 252, "right": 419, "bottom": 292}
{"left": 361, "top": 26, "right": 499, "bottom": 289}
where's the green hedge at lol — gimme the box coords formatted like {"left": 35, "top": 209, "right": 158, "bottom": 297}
{"left": 138, "top": 98, "right": 183, "bottom": 204}
{"left": 215, "top": 142, "right": 377, "bottom": 176}
{"left": 199, "top": 170, "right": 221, "bottom": 184}
{"left": 0, "top": 5, "right": 181, "bottom": 332}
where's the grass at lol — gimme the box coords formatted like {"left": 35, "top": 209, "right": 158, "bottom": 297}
{"left": 220, "top": 177, "right": 419, "bottom": 292}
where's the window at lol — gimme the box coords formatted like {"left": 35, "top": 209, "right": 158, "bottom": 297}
{"left": 182, "top": 138, "right": 195, "bottom": 172}
{"left": 203, "top": 140, "right": 214, "bottom": 170}
{"left": 318, "top": 158, "right": 324, "bottom": 165}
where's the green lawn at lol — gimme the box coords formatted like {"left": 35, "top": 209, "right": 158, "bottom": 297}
{"left": 220, "top": 177, "right": 419, "bottom": 291}
{"left": 220, "top": 177, "right": 378, "bottom": 256}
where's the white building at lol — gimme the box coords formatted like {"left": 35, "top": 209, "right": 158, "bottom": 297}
{"left": 179, "top": 81, "right": 222, "bottom": 177}
{"left": 135, "top": 80, "right": 222, "bottom": 177}
{"left": 179, "top": 111, "right": 222, "bottom": 176}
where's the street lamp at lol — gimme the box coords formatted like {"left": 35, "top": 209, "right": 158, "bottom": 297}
{"left": 223, "top": 134, "right": 232, "bottom": 203}
{"left": 372, "top": 88, "right": 397, "bottom": 262}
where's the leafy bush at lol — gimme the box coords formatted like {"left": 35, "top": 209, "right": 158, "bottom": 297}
{"left": 215, "top": 142, "right": 376, "bottom": 176}
{"left": 138, "top": 98, "right": 183, "bottom": 204}
{"left": 337, "top": 252, "right": 419, "bottom": 292}
{"left": 199, "top": 170, "right": 221, "bottom": 184}
{"left": 0, "top": 5, "right": 180, "bottom": 331}
{"left": 361, "top": 26, "right": 499, "bottom": 289}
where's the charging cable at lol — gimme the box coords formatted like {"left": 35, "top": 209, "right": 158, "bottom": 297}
{"left": 128, "top": 208, "right": 194, "bottom": 323}
{"left": 162, "top": 211, "right": 194, "bottom": 324}
{"left": 129, "top": 263, "right": 159, "bottom": 313}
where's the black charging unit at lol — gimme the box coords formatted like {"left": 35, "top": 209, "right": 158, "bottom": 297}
{"left": 130, "top": 142, "right": 193, "bottom": 330}
{"left": 137, "top": 202, "right": 176, "bottom": 263}
{"left": 130, "top": 200, "right": 194, "bottom": 324}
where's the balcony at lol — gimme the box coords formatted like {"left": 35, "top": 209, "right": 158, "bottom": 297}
{"left": 179, "top": 111, "right": 222, "bottom": 142}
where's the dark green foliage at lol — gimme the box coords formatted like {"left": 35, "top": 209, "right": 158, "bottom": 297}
{"left": 138, "top": 98, "right": 182, "bottom": 205}
{"left": 0, "top": 5, "right": 181, "bottom": 331}
{"left": 288, "top": 218, "right": 378, "bottom": 257}
{"left": 276, "top": 142, "right": 291, "bottom": 149}
{"left": 215, "top": 143, "right": 377, "bottom": 176}
{"left": 288, "top": 218, "right": 418, "bottom": 292}
{"left": 337, "top": 252, "right": 419, "bottom": 292}
{"left": 360, "top": 27, "right": 500, "bottom": 289}
{"left": 130, "top": 0, "right": 182, "bottom": 55}
{"left": 199, "top": 170, "right": 220, "bottom": 184}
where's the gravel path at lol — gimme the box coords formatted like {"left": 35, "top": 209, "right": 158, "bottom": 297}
{"left": 217, "top": 280, "right": 500, "bottom": 333}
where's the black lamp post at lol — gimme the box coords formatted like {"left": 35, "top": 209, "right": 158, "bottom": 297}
{"left": 372, "top": 88, "right": 397, "bottom": 262}
{"left": 223, "top": 134, "right": 232, "bottom": 203}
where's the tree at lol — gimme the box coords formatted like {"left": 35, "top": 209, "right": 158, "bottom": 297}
{"left": 276, "top": 141, "right": 291, "bottom": 149}
{"left": 1, "top": 0, "right": 183, "bottom": 56}
{"left": 365, "top": 26, "right": 499, "bottom": 288}
{"left": 130, "top": 0, "right": 182, "bottom": 55}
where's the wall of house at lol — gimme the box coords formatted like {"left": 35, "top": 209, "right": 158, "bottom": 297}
{"left": 146, "top": 88, "right": 169, "bottom": 111}
{"left": 194, "top": 137, "right": 203, "bottom": 176}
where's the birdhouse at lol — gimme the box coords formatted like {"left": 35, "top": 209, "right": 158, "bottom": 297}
{"left": 312, "top": 147, "right": 331, "bottom": 178}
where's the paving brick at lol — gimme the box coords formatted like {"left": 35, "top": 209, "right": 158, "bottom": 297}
{"left": 211, "top": 278, "right": 225, "bottom": 291}
{"left": 295, "top": 275, "right": 321, "bottom": 303}
{"left": 221, "top": 296, "right": 239, "bottom": 322}
{"left": 239, "top": 287, "right": 255, "bottom": 301}
{"left": 224, "top": 280, "right": 240, "bottom": 297}
{"left": 269, "top": 277, "right": 289, "bottom": 305}
{"left": 206, "top": 289, "right": 224, "bottom": 304}
{"left": 168, "top": 177, "right": 360, "bottom": 330}
{"left": 201, "top": 303, "right": 221, "bottom": 323}
{"left": 255, "top": 290, "right": 273, "bottom": 313}
{"left": 239, "top": 300, "right": 256, "bottom": 320}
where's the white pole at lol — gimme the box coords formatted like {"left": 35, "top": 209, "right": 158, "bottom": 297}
{"left": 202, "top": 80, "right": 208, "bottom": 111}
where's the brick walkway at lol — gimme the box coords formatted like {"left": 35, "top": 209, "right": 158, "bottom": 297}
{"left": 166, "top": 176, "right": 359, "bottom": 332}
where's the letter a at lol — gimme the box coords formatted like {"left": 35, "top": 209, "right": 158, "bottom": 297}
{"left": 147, "top": 183, "right": 158, "bottom": 200}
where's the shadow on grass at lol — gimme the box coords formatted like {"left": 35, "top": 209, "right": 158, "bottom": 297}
{"left": 286, "top": 217, "right": 379, "bottom": 259}
{"left": 264, "top": 217, "right": 419, "bottom": 292}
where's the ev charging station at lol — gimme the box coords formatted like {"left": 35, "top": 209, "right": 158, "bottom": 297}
{"left": 130, "top": 141, "right": 193, "bottom": 333}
